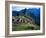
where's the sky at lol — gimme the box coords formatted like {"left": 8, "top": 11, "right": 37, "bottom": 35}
{"left": 12, "top": 6, "right": 25, "bottom": 11}
{"left": 12, "top": 6, "right": 39, "bottom": 11}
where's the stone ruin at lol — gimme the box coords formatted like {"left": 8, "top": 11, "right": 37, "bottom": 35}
{"left": 12, "top": 16, "right": 32, "bottom": 24}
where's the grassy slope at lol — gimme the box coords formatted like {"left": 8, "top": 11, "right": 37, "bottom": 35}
{"left": 12, "top": 16, "right": 40, "bottom": 31}
{"left": 12, "top": 23, "right": 40, "bottom": 31}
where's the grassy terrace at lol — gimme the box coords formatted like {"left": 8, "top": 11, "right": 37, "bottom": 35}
{"left": 12, "top": 23, "right": 40, "bottom": 31}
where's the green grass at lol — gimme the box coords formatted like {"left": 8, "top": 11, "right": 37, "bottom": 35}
{"left": 12, "top": 23, "right": 40, "bottom": 31}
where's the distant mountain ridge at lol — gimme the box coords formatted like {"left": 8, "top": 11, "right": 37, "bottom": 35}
{"left": 12, "top": 8, "right": 40, "bottom": 16}
{"left": 12, "top": 8, "right": 26, "bottom": 16}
